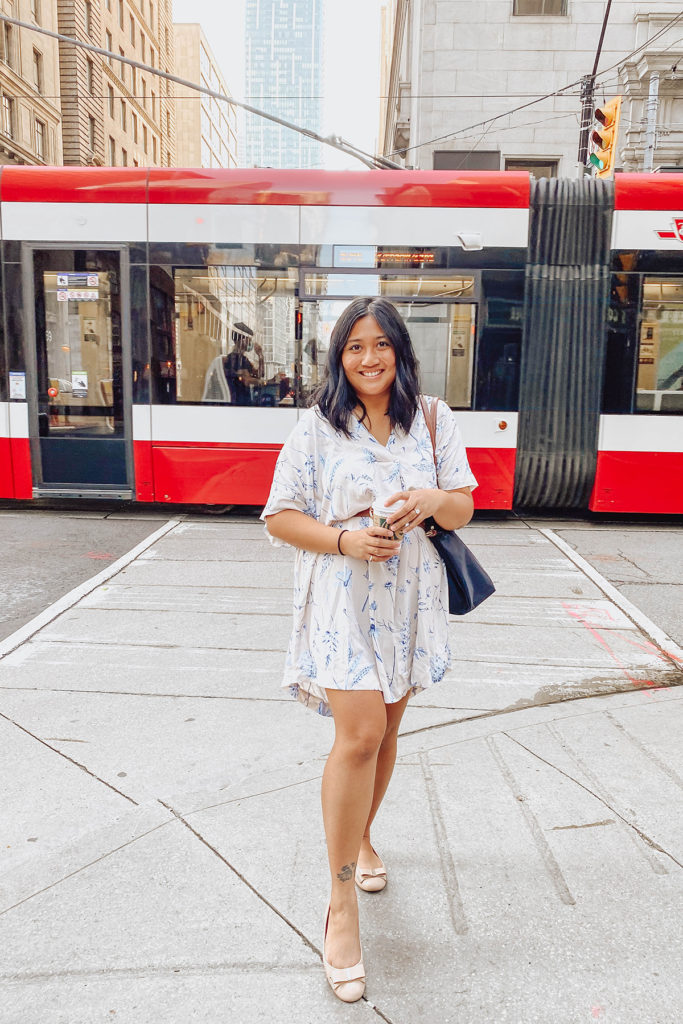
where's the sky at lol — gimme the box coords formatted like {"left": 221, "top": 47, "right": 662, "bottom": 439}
{"left": 171, "top": 0, "right": 383, "bottom": 169}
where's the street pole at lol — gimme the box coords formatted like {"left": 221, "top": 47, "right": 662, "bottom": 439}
{"left": 577, "top": 0, "right": 613, "bottom": 175}
{"left": 643, "top": 71, "right": 660, "bottom": 172}
{"left": 577, "top": 74, "right": 595, "bottom": 174}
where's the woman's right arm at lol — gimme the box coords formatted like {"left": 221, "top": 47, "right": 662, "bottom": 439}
{"left": 265, "top": 510, "right": 400, "bottom": 561}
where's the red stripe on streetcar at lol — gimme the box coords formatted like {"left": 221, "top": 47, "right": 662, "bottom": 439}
{"left": 615, "top": 173, "right": 683, "bottom": 211}
{"left": 656, "top": 230, "right": 677, "bottom": 238}
{"left": 146, "top": 168, "right": 531, "bottom": 208}
{"left": 590, "top": 450, "right": 683, "bottom": 514}
{"left": 0, "top": 166, "right": 149, "bottom": 204}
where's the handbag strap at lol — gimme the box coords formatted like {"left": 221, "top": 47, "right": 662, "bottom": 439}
{"left": 419, "top": 396, "right": 439, "bottom": 478}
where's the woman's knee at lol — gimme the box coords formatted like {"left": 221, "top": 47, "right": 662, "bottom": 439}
{"left": 337, "top": 726, "right": 385, "bottom": 763}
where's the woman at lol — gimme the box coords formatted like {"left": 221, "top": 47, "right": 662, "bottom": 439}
{"left": 261, "top": 297, "right": 477, "bottom": 1002}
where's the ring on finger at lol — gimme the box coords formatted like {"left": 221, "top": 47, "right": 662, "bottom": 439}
{"left": 414, "top": 507, "right": 421, "bottom": 516}
{"left": 369, "top": 554, "right": 373, "bottom": 562}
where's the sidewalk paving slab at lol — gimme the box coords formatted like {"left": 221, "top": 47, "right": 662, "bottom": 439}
{"left": 2, "top": 519, "right": 682, "bottom": 1024}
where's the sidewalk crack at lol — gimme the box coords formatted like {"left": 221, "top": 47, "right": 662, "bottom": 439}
{"left": 0, "top": 710, "right": 138, "bottom": 806}
{"left": 504, "top": 732, "right": 682, "bottom": 870}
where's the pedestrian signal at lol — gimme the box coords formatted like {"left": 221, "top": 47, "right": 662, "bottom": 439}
{"left": 589, "top": 97, "right": 622, "bottom": 179}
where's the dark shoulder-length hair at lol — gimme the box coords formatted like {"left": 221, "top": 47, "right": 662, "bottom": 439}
{"left": 310, "top": 297, "right": 421, "bottom": 436}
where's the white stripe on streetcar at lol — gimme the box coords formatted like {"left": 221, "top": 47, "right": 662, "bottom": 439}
{"left": 0, "top": 519, "right": 180, "bottom": 661}
{"left": 2, "top": 202, "right": 147, "bottom": 242}
{"left": 598, "top": 414, "right": 683, "bottom": 453}
{"left": 612, "top": 209, "right": 683, "bottom": 250}
{"left": 300, "top": 205, "right": 529, "bottom": 248}
{"left": 541, "top": 528, "right": 683, "bottom": 667}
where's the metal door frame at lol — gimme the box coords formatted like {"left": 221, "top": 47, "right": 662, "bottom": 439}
{"left": 22, "top": 242, "right": 134, "bottom": 499}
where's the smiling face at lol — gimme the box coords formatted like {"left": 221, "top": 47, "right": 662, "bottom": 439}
{"left": 340, "top": 315, "right": 397, "bottom": 402}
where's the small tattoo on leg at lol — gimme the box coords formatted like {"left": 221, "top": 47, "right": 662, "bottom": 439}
{"left": 337, "top": 860, "right": 356, "bottom": 882}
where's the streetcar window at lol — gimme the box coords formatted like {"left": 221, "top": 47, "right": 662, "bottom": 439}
{"left": 152, "top": 265, "right": 298, "bottom": 407}
{"left": 637, "top": 278, "right": 683, "bottom": 413}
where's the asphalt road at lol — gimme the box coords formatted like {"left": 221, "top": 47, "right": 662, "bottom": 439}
{"left": 0, "top": 507, "right": 681, "bottom": 649}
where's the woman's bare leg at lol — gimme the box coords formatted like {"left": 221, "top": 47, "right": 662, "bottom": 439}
{"left": 358, "top": 692, "right": 411, "bottom": 872}
{"left": 322, "top": 690, "right": 387, "bottom": 968}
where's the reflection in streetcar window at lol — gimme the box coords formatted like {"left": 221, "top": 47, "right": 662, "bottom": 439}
{"left": 168, "top": 265, "right": 298, "bottom": 407}
{"left": 638, "top": 277, "right": 683, "bottom": 413}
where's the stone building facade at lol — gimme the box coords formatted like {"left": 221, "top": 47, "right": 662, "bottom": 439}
{"left": 59, "top": 0, "right": 176, "bottom": 167}
{"left": 381, "top": 0, "right": 683, "bottom": 175}
{"left": 0, "top": 0, "right": 63, "bottom": 165}
{"left": 174, "top": 23, "right": 237, "bottom": 168}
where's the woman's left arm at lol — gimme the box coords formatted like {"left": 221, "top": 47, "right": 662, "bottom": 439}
{"left": 386, "top": 486, "right": 473, "bottom": 534}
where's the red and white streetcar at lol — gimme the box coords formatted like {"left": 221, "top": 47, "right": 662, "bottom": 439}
{"left": 0, "top": 167, "right": 680, "bottom": 513}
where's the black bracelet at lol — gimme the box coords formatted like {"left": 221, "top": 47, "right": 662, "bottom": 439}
{"left": 337, "top": 529, "right": 348, "bottom": 555}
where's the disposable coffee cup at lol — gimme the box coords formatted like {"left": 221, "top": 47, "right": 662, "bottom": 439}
{"left": 371, "top": 501, "right": 403, "bottom": 539}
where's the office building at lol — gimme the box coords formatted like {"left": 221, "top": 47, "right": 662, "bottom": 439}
{"left": 174, "top": 23, "right": 237, "bottom": 168}
{"left": 244, "top": 0, "right": 323, "bottom": 168}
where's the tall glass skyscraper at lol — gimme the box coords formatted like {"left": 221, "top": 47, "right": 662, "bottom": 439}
{"left": 244, "top": 0, "right": 323, "bottom": 168}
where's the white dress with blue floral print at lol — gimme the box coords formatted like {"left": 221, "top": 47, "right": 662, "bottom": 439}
{"left": 260, "top": 396, "right": 478, "bottom": 717}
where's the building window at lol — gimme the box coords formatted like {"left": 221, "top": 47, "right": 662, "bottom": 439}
{"left": 34, "top": 118, "right": 46, "bottom": 159}
{"left": 129, "top": 14, "right": 135, "bottom": 44}
{"left": 108, "top": 84, "right": 114, "bottom": 116}
{"left": 167, "top": 149, "right": 171, "bottom": 166}
{"left": 165, "top": 26, "right": 169, "bottom": 53}
{"left": 433, "top": 150, "right": 500, "bottom": 170}
{"left": 32, "top": 49, "right": 43, "bottom": 93}
{"left": 166, "top": 110, "right": 171, "bottom": 136}
{"left": 118, "top": 0, "right": 124, "bottom": 28}
{"left": 151, "top": 90, "right": 156, "bottom": 117}
{"left": 141, "top": 77, "right": 146, "bottom": 107}
{"left": 513, "top": 0, "right": 567, "bottom": 13}
{"left": 106, "top": 0, "right": 111, "bottom": 9}
{"left": 88, "top": 115, "right": 96, "bottom": 151}
{"left": 505, "top": 158, "right": 558, "bottom": 178}
{"left": 152, "top": 134, "right": 157, "bottom": 161}
{"left": 119, "top": 47, "right": 126, "bottom": 85}
{"left": 87, "top": 58, "right": 95, "bottom": 94}
{"left": 109, "top": 136, "right": 116, "bottom": 164}
{"left": 84, "top": 1, "right": 92, "bottom": 36}
{"left": 120, "top": 98, "right": 126, "bottom": 130}
{"left": 140, "top": 33, "right": 145, "bottom": 62}
{"left": 2, "top": 24, "right": 14, "bottom": 69}
{"left": 149, "top": 47, "right": 155, "bottom": 68}
{"left": 121, "top": 147, "right": 128, "bottom": 165}
{"left": 143, "top": 123, "right": 148, "bottom": 153}
{"left": 131, "top": 65, "right": 137, "bottom": 92}
{"left": 1, "top": 95, "right": 14, "bottom": 138}
{"left": 149, "top": 2, "right": 154, "bottom": 29}
{"left": 106, "top": 29, "right": 112, "bottom": 64}
{"left": 30, "top": 0, "right": 40, "bottom": 23}
{"left": 132, "top": 111, "right": 138, "bottom": 142}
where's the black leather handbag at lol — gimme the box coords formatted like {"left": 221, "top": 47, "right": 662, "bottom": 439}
{"left": 420, "top": 397, "right": 496, "bottom": 616}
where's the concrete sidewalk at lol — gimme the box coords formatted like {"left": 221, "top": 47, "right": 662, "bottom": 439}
{"left": 1, "top": 518, "right": 682, "bottom": 1023}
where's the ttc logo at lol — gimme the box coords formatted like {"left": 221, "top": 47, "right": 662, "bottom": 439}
{"left": 656, "top": 218, "right": 683, "bottom": 241}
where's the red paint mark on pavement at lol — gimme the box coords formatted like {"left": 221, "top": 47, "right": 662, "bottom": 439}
{"left": 84, "top": 551, "right": 115, "bottom": 560}
{"left": 561, "top": 603, "right": 656, "bottom": 692}
{"left": 591, "top": 1007, "right": 604, "bottom": 1018}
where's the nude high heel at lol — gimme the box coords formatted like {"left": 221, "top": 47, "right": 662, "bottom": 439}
{"left": 322, "top": 902, "right": 366, "bottom": 1003}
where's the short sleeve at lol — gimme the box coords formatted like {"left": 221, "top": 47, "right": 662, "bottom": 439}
{"left": 434, "top": 399, "right": 478, "bottom": 492}
{"left": 260, "top": 410, "right": 320, "bottom": 546}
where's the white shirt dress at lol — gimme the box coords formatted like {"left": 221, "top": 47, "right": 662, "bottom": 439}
{"left": 260, "top": 397, "right": 478, "bottom": 717}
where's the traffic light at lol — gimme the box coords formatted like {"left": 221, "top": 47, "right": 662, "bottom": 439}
{"left": 589, "top": 97, "right": 622, "bottom": 178}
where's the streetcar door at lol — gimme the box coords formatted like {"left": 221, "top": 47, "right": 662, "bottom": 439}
{"left": 25, "top": 246, "right": 132, "bottom": 498}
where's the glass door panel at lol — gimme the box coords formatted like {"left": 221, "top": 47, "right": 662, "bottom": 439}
{"left": 32, "top": 249, "right": 129, "bottom": 489}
